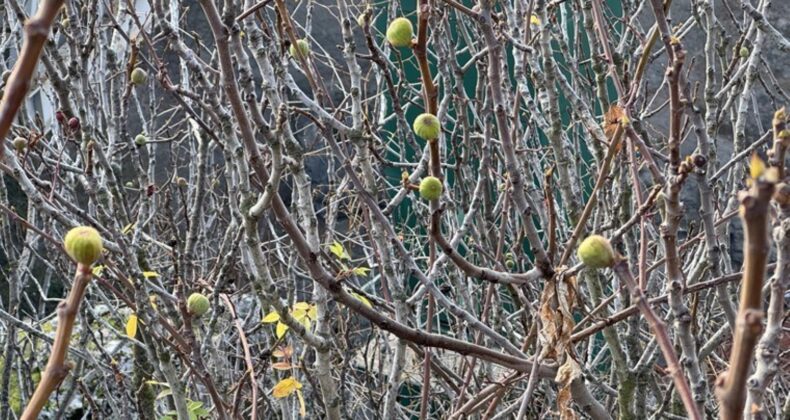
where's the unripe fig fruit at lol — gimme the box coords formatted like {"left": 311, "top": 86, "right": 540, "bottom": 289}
{"left": 13, "top": 137, "right": 27, "bottom": 152}
{"left": 135, "top": 134, "right": 147, "bottom": 146}
{"left": 577, "top": 235, "right": 615, "bottom": 269}
{"left": 505, "top": 259, "right": 515, "bottom": 269}
{"left": 739, "top": 47, "right": 749, "bottom": 58}
{"left": 386, "top": 17, "right": 413, "bottom": 48}
{"left": 412, "top": 113, "right": 441, "bottom": 140}
{"left": 289, "top": 39, "right": 310, "bottom": 59}
{"left": 187, "top": 293, "right": 210, "bottom": 316}
{"left": 176, "top": 177, "right": 187, "bottom": 187}
{"left": 1, "top": 70, "right": 10, "bottom": 83}
{"left": 63, "top": 226, "right": 104, "bottom": 265}
{"left": 68, "top": 117, "right": 80, "bottom": 131}
{"left": 419, "top": 176, "right": 443, "bottom": 201}
{"left": 130, "top": 68, "right": 148, "bottom": 85}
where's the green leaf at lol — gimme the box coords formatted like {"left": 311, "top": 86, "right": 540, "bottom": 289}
{"left": 156, "top": 388, "right": 173, "bottom": 400}
{"left": 145, "top": 380, "right": 170, "bottom": 387}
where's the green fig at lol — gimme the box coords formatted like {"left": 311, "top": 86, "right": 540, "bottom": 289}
{"left": 412, "top": 113, "right": 441, "bottom": 140}
{"left": 577, "top": 235, "right": 615, "bottom": 269}
{"left": 187, "top": 293, "right": 210, "bottom": 317}
{"left": 130, "top": 68, "right": 148, "bottom": 85}
{"left": 289, "top": 39, "right": 310, "bottom": 59}
{"left": 63, "top": 226, "right": 104, "bottom": 265}
{"left": 386, "top": 17, "right": 413, "bottom": 48}
{"left": 419, "top": 176, "right": 443, "bottom": 201}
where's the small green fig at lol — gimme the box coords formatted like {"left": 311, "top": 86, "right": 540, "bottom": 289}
{"left": 13, "top": 137, "right": 27, "bottom": 152}
{"left": 289, "top": 39, "right": 310, "bottom": 59}
{"left": 176, "top": 177, "right": 187, "bottom": 187}
{"left": 419, "top": 176, "right": 443, "bottom": 201}
{"left": 63, "top": 226, "right": 104, "bottom": 265}
{"left": 130, "top": 68, "right": 148, "bottom": 85}
{"left": 387, "top": 17, "right": 413, "bottom": 48}
{"left": 1, "top": 70, "right": 11, "bottom": 83}
{"left": 187, "top": 293, "right": 210, "bottom": 317}
{"left": 125, "top": 181, "right": 135, "bottom": 188}
{"left": 135, "top": 134, "right": 147, "bottom": 146}
{"left": 577, "top": 235, "right": 615, "bottom": 269}
{"left": 739, "top": 47, "right": 749, "bottom": 58}
{"left": 412, "top": 113, "right": 441, "bottom": 140}
{"left": 505, "top": 259, "right": 515, "bottom": 269}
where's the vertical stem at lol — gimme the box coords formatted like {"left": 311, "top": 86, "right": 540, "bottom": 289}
{"left": 21, "top": 266, "right": 91, "bottom": 420}
{"left": 715, "top": 177, "right": 776, "bottom": 420}
{"left": 0, "top": 0, "right": 65, "bottom": 159}
{"left": 611, "top": 258, "right": 702, "bottom": 420}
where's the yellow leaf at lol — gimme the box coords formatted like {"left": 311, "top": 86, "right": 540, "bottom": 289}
{"left": 292, "top": 307, "right": 307, "bottom": 320}
{"left": 292, "top": 302, "right": 311, "bottom": 312}
{"left": 149, "top": 295, "right": 158, "bottom": 310}
{"left": 122, "top": 223, "right": 136, "bottom": 235}
{"left": 92, "top": 265, "right": 105, "bottom": 276}
{"left": 276, "top": 321, "right": 289, "bottom": 338}
{"left": 328, "top": 241, "right": 350, "bottom": 260}
{"left": 750, "top": 153, "right": 766, "bottom": 179}
{"left": 297, "top": 389, "right": 306, "bottom": 417}
{"left": 530, "top": 14, "right": 541, "bottom": 25}
{"left": 262, "top": 311, "right": 281, "bottom": 323}
{"left": 271, "top": 377, "right": 302, "bottom": 399}
{"left": 292, "top": 302, "right": 317, "bottom": 326}
{"left": 126, "top": 314, "right": 138, "bottom": 339}
{"left": 620, "top": 115, "right": 630, "bottom": 127}
{"left": 351, "top": 292, "right": 373, "bottom": 308}
{"left": 352, "top": 266, "right": 370, "bottom": 276}
{"left": 142, "top": 271, "right": 158, "bottom": 279}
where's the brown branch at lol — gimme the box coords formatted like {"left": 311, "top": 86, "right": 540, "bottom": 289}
{"left": 21, "top": 266, "right": 91, "bottom": 420}
{"left": 198, "top": 0, "right": 551, "bottom": 380}
{"left": 571, "top": 264, "right": 776, "bottom": 343}
{"left": 610, "top": 258, "right": 702, "bottom": 420}
{"left": 558, "top": 124, "right": 624, "bottom": 267}
{"left": 0, "top": 0, "right": 65, "bottom": 159}
{"left": 414, "top": 0, "right": 438, "bottom": 115}
{"left": 768, "top": 108, "right": 788, "bottom": 179}
{"left": 716, "top": 173, "right": 777, "bottom": 420}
